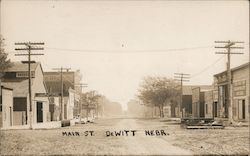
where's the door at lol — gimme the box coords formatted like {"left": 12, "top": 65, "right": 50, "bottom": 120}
{"left": 10, "top": 107, "right": 12, "bottom": 126}
{"left": 37, "top": 102, "right": 43, "bottom": 123}
{"left": 238, "top": 99, "right": 245, "bottom": 120}
{"left": 242, "top": 100, "right": 245, "bottom": 119}
{"left": 214, "top": 102, "right": 218, "bottom": 117}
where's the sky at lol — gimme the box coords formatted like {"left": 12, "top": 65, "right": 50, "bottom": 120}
{"left": 1, "top": 0, "right": 249, "bottom": 110}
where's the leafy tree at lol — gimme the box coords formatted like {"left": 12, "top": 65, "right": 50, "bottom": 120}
{"left": 0, "top": 35, "right": 12, "bottom": 73}
{"left": 80, "top": 91, "right": 101, "bottom": 118}
{"left": 137, "top": 76, "right": 180, "bottom": 118}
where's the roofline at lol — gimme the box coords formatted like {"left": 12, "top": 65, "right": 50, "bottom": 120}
{"left": 214, "top": 62, "right": 249, "bottom": 77}
{"left": 44, "top": 71, "right": 75, "bottom": 74}
{"left": 5, "top": 61, "right": 40, "bottom": 72}
{"left": 1, "top": 86, "right": 13, "bottom": 91}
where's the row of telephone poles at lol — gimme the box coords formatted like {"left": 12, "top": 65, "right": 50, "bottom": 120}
{"left": 14, "top": 39, "right": 244, "bottom": 128}
{"left": 14, "top": 42, "right": 88, "bottom": 128}
{"left": 173, "top": 40, "right": 244, "bottom": 120}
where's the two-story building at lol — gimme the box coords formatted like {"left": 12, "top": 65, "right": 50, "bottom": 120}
{"left": 44, "top": 70, "right": 81, "bottom": 120}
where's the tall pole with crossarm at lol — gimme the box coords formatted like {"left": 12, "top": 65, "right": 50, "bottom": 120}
{"left": 52, "top": 67, "right": 71, "bottom": 120}
{"left": 15, "top": 42, "right": 44, "bottom": 129}
{"left": 215, "top": 40, "right": 244, "bottom": 123}
{"left": 174, "top": 73, "right": 190, "bottom": 118}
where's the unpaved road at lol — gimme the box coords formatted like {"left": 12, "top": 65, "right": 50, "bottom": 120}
{"left": 0, "top": 118, "right": 249, "bottom": 155}
{"left": 105, "top": 118, "right": 191, "bottom": 155}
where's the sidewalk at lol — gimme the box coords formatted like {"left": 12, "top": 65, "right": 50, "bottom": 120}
{"left": 1, "top": 121, "right": 61, "bottom": 130}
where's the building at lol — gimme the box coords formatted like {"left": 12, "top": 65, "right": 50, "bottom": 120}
{"left": 181, "top": 86, "right": 193, "bottom": 117}
{"left": 0, "top": 86, "right": 13, "bottom": 128}
{"left": 204, "top": 90, "right": 213, "bottom": 118}
{"left": 192, "top": 87, "right": 204, "bottom": 118}
{"left": 44, "top": 70, "right": 81, "bottom": 120}
{"left": 1, "top": 62, "right": 50, "bottom": 125}
{"left": 214, "top": 62, "right": 249, "bottom": 122}
{"left": 192, "top": 86, "right": 213, "bottom": 118}
{"left": 175, "top": 85, "right": 212, "bottom": 118}
{"left": 49, "top": 96, "right": 60, "bottom": 121}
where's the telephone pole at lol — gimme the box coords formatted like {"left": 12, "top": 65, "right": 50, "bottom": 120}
{"left": 52, "top": 67, "right": 71, "bottom": 120}
{"left": 15, "top": 42, "right": 44, "bottom": 129}
{"left": 75, "top": 83, "right": 88, "bottom": 120}
{"left": 174, "top": 73, "right": 190, "bottom": 118}
{"left": 215, "top": 40, "right": 244, "bottom": 123}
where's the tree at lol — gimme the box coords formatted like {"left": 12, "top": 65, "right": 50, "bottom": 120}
{"left": 137, "top": 76, "right": 180, "bottom": 118}
{"left": 80, "top": 90, "right": 101, "bottom": 119}
{"left": 0, "top": 35, "right": 12, "bottom": 72}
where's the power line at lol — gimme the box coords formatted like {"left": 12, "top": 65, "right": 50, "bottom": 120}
{"left": 214, "top": 40, "right": 244, "bottom": 123}
{"left": 44, "top": 45, "right": 213, "bottom": 53}
{"left": 191, "top": 55, "right": 225, "bottom": 78}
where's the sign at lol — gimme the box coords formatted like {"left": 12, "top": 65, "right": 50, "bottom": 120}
{"left": 204, "top": 91, "right": 213, "bottom": 104}
{"left": 192, "top": 87, "right": 200, "bottom": 103}
{"left": 213, "top": 90, "right": 218, "bottom": 101}
{"left": 217, "top": 73, "right": 227, "bottom": 84}
{"left": 233, "top": 80, "right": 246, "bottom": 97}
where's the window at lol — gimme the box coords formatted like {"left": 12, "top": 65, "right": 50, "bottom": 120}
{"left": 16, "top": 71, "right": 35, "bottom": 78}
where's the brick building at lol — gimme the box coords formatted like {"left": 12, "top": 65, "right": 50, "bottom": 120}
{"left": 44, "top": 70, "right": 81, "bottom": 120}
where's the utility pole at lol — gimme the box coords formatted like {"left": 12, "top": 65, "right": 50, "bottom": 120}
{"left": 15, "top": 42, "right": 44, "bottom": 129}
{"left": 52, "top": 67, "right": 71, "bottom": 121}
{"left": 75, "top": 83, "right": 88, "bottom": 121}
{"left": 215, "top": 40, "right": 244, "bottom": 123}
{"left": 174, "top": 73, "right": 190, "bottom": 118}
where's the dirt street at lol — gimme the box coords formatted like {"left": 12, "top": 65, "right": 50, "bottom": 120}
{"left": 0, "top": 118, "right": 249, "bottom": 155}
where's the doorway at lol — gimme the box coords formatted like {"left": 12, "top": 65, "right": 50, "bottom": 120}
{"left": 213, "top": 102, "right": 218, "bottom": 117}
{"left": 238, "top": 99, "right": 245, "bottom": 120}
{"left": 9, "top": 107, "right": 12, "bottom": 126}
{"left": 37, "top": 102, "right": 43, "bottom": 123}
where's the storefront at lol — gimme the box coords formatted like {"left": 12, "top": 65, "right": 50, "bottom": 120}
{"left": 214, "top": 62, "right": 249, "bottom": 121}
{"left": 192, "top": 87, "right": 205, "bottom": 118}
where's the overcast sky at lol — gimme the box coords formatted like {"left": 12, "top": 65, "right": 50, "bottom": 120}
{"left": 1, "top": 0, "right": 249, "bottom": 110}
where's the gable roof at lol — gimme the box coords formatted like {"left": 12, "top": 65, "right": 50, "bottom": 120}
{"left": 5, "top": 62, "right": 40, "bottom": 72}
{"left": 1, "top": 80, "right": 29, "bottom": 97}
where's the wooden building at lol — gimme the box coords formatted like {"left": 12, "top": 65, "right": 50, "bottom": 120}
{"left": 0, "top": 86, "right": 13, "bottom": 128}
{"left": 1, "top": 62, "right": 50, "bottom": 125}
{"left": 191, "top": 86, "right": 214, "bottom": 118}
{"left": 214, "top": 62, "right": 249, "bottom": 121}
